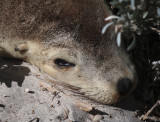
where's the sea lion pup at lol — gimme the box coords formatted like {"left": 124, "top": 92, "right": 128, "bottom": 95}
{"left": 0, "top": 0, "right": 137, "bottom": 104}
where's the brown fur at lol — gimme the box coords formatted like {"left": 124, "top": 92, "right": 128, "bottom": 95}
{"left": 0, "top": 0, "right": 137, "bottom": 104}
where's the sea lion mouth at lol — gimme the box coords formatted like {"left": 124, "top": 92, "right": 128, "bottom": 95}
{"left": 45, "top": 78, "right": 119, "bottom": 104}
{"left": 80, "top": 87, "right": 120, "bottom": 105}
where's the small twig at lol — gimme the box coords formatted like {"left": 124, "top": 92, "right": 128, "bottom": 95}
{"left": 151, "top": 27, "right": 160, "bottom": 33}
{"left": 74, "top": 99, "right": 94, "bottom": 112}
{"left": 39, "top": 81, "right": 54, "bottom": 92}
{"left": 143, "top": 116, "right": 160, "bottom": 122}
{"left": 142, "top": 100, "right": 160, "bottom": 121}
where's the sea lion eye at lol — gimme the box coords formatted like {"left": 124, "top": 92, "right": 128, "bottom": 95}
{"left": 54, "top": 58, "right": 75, "bottom": 67}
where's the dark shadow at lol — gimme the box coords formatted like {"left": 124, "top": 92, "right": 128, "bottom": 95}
{"left": 89, "top": 108, "right": 108, "bottom": 115}
{"left": 0, "top": 58, "right": 30, "bottom": 87}
{"left": 0, "top": 104, "right": 5, "bottom": 108}
{"left": 29, "top": 118, "right": 40, "bottom": 122}
{"left": 114, "top": 90, "right": 145, "bottom": 111}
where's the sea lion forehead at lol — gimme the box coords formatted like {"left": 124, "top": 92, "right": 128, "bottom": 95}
{"left": 0, "top": 0, "right": 111, "bottom": 41}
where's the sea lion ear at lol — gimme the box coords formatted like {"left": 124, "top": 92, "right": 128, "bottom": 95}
{"left": 14, "top": 43, "right": 28, "bottom": 52}
{"left": 15, "top": 43, "right": 28, "bottom": 52}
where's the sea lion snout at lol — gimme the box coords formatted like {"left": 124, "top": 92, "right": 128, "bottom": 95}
{"left": 117, "top": 78, "right": 133, "bottom": 96}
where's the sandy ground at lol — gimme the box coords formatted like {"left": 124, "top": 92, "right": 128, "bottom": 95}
{"left": 0, "top": 58, "right": 142, "bottom": 122}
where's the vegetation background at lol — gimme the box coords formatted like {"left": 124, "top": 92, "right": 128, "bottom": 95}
{"left": 104, "top": 0, "right": 160, "bottom": 121}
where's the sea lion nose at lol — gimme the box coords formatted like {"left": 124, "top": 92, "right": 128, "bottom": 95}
{"left": 117, "top": 78, "right": 132, "bottom": 95}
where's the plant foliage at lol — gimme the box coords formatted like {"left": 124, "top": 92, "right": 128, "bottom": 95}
{"left": 103, "top": 0, "right": 160, "bottom": 51}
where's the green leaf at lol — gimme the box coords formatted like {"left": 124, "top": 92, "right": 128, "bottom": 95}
{"left": 157, "top": 7, "right": 160, "bottom": 16}
{"left": 127, "top": 35, "right": 136, "bottom": 51}
{"left": 110, "top": 1, "right": 119, "bottom": 5}
{"left": 102, "top": 22, "right": 114, "bottom": 34}
{"left": 143, "top": 11, "right": 148, "bottom": 18}
{"left": 117, "top": 32, "right": 122, "bottom": 47}
{"left": 132, "top": 10, "right": 142, "bottom": 20}
{"left": 131, "top": 0, "right": 135, "bottom": 10}
{"left": 105, "top": 15, "right": 120, "bottom": 21}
